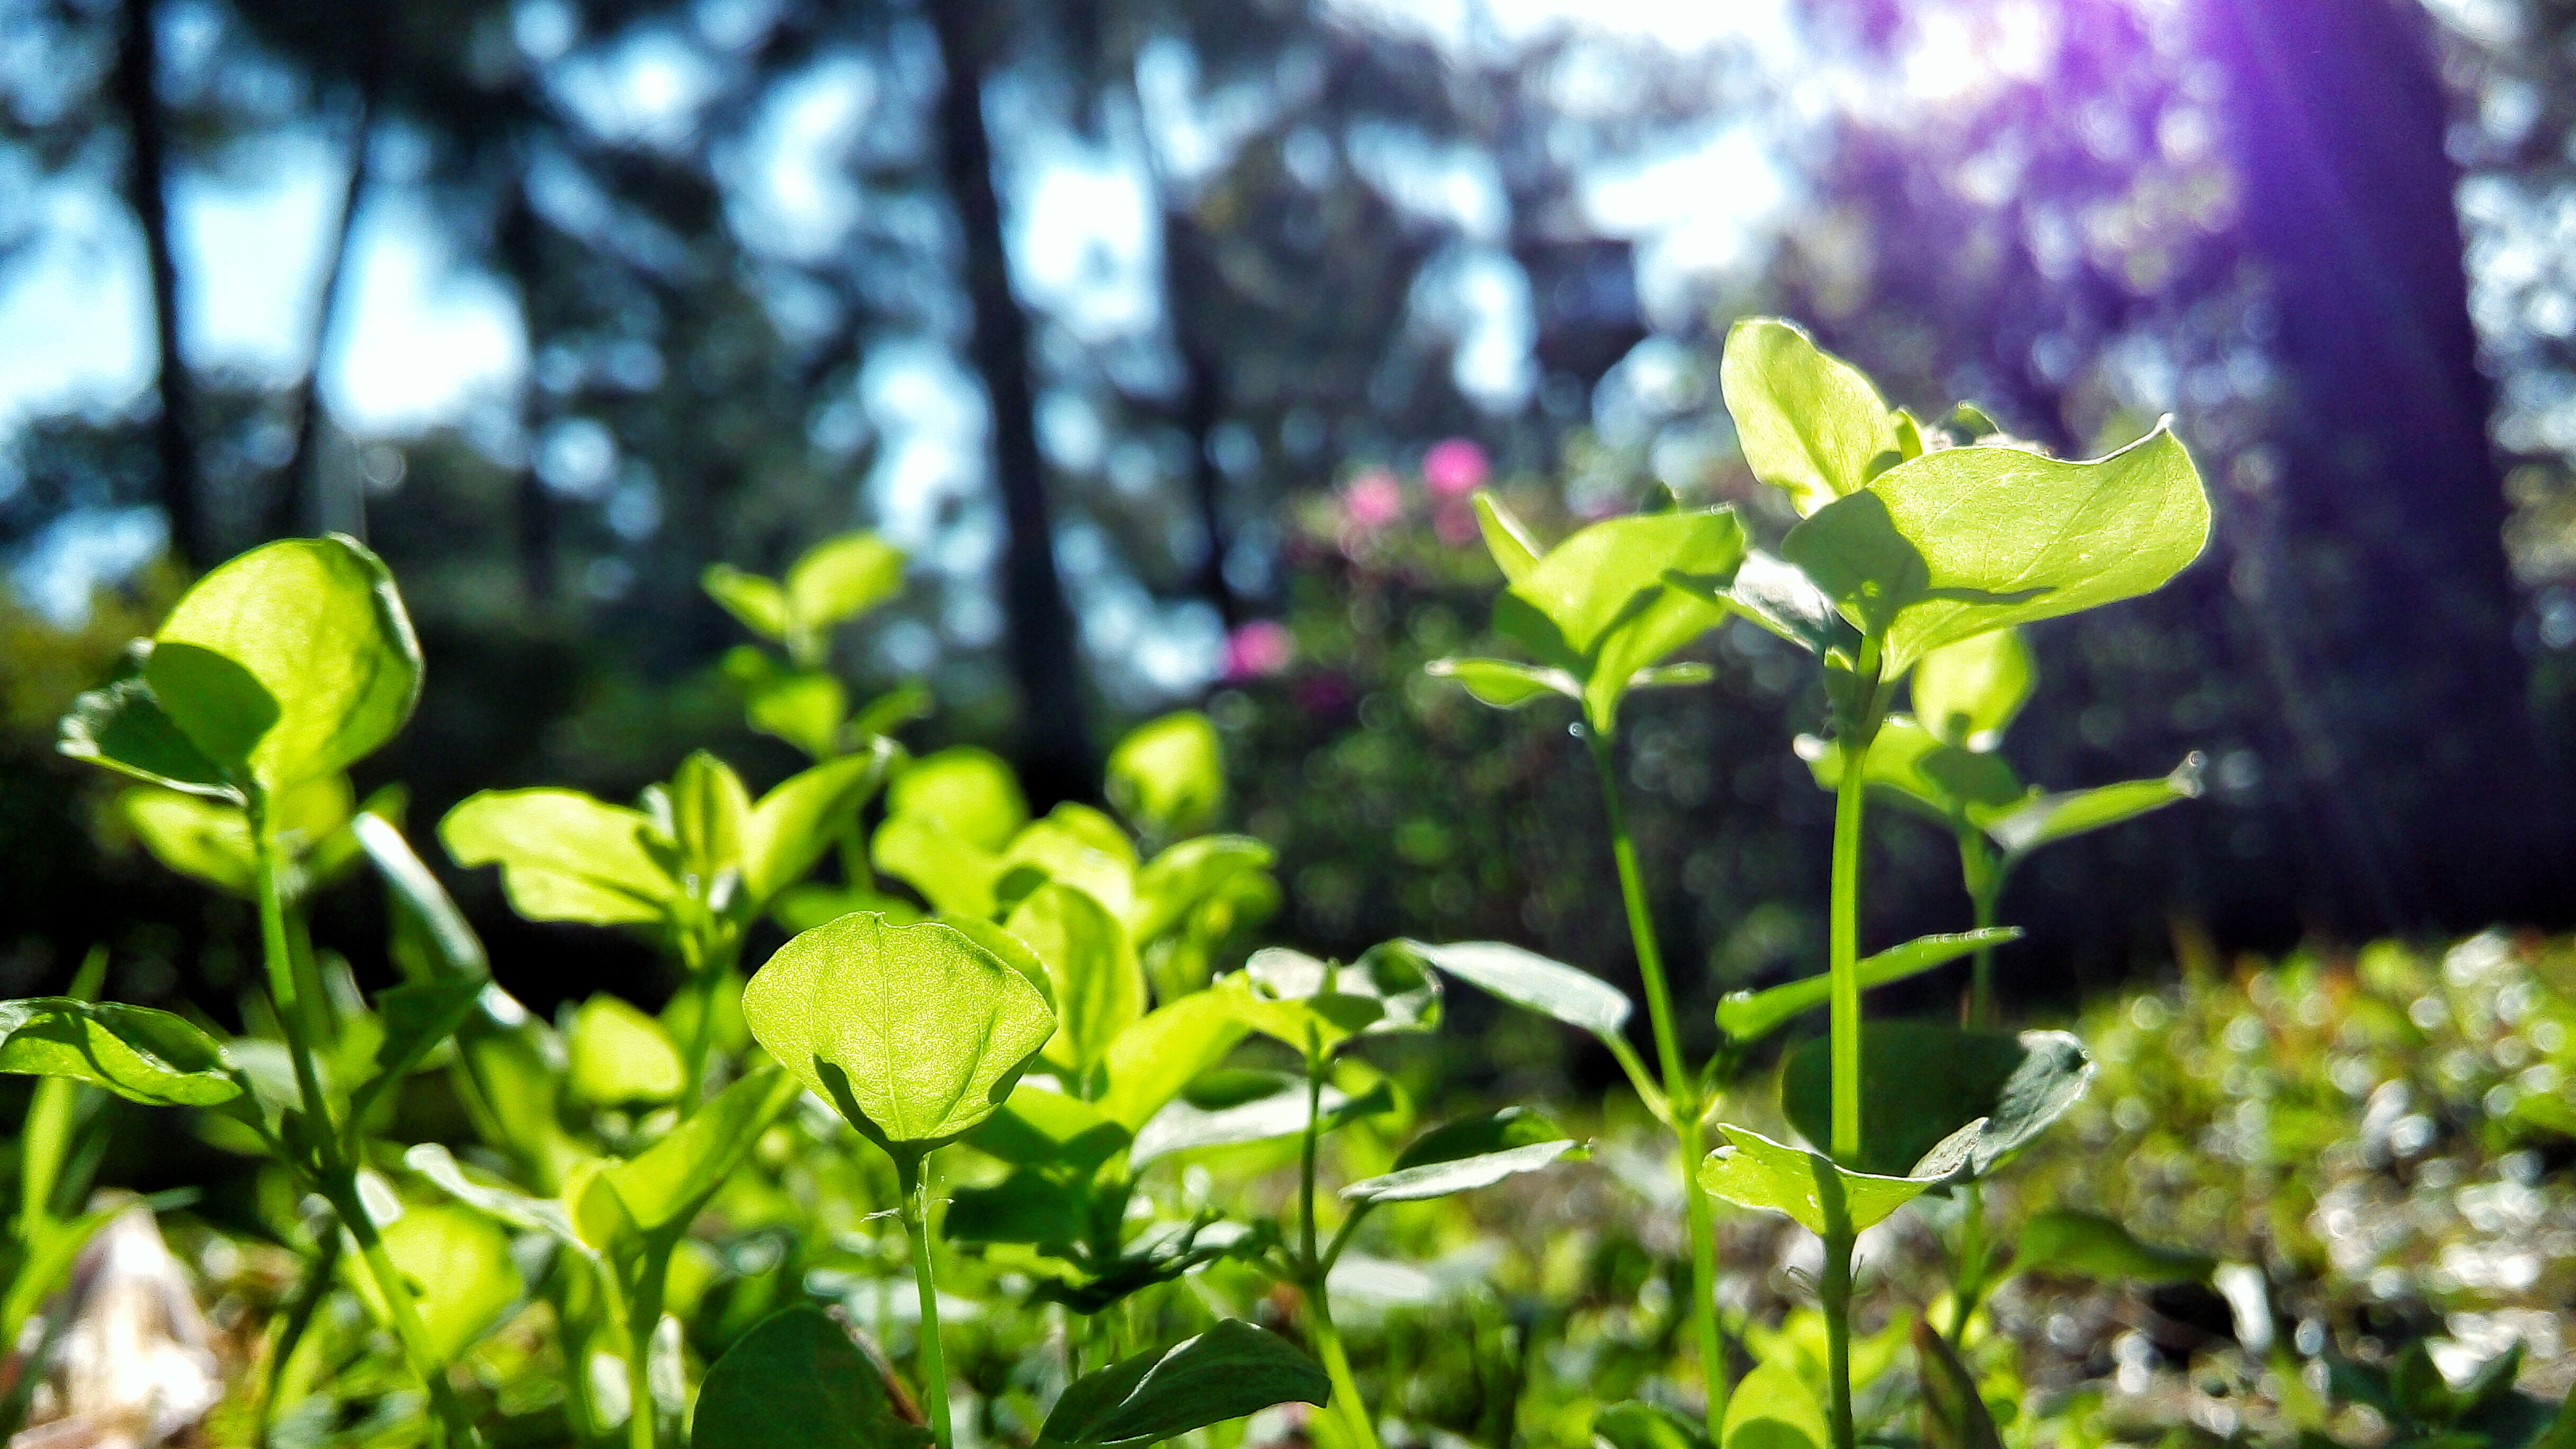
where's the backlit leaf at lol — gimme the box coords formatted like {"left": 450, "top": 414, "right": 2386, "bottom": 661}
{"left": 1714, "top": 929, "right": 2022, "bottom": 1044}
{"left": 56, "top": 643, "right": 238, "bottom": 799}
{"left": 1231, "top": 944, "right": 1441, "bottom": 1057}
{"left": 1720, "top": 1359, "right": 1829, "bottom": 1449}
{"left": 0, "top": 998, "right": 243, "bottom": 1108}
{"left": 1095, "top": 988, "right": 1254, "bottom": 1131}
{"left": 598, "top": 1067, "right": 801, "bottom": 1237}
{"left": 1909, "top": 629, "right": 2034, "bottom": 749}
{"left": 785, "top": 533, "right": 906, "bottom": 632}
{"left": 1984, "top": 756, "right": 2203, "bottom": 859}
{"left": 742, "top": 913, "right": 1054, "bottom": 1153}
{"left": 441, "top": 789, "right": 679, "bottom": 926}
{"left": 744, "top": 744, "right": 894, "bottom": 904}
{"left": 567, "top": 995, "right": 685, "bottom": 1106}
{"left": 1720, "top": 318, "right": 1900, "bottom": 518}
{"left": 353, "top": 1203, "right": 523, "bottom": 1363}
{"left": 887, "top": 746, "right": 1026, "bottom": 852}
{"left": 1343, "top": 1121, "right": 1582, "bottom": 1205}
{"left": 1037, "top": 1319, "right": 1327, "bottom": 1447}
{"left": 703, "top": 565, "right": 790, "bottom": 642}
{"left": 1779, "top": 1024, "right": 2089, "bottom": 1178}
{"left": 1398, "top": 940, "right": 1631, "bottom": 1040}
{"left": 1106, "top": 711, "right": 1225, "bottom": 837}
{"left": 1425, "top": 656, "right": 1580, "bottom": 710}
{"left": 1007, "top": 883, "right": 1145, "bottom": 1076}
{"left": 147, "top": 535, "right": 421, "bottom": 795}
{"left": 1696, "top": 1121, "right": 1969, "bottom": 1236}
{"left": 2011, "top": 1209, "right": 2215, "bottom": 1285}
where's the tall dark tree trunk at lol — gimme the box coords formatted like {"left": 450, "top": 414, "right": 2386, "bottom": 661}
{"left": 495, "top": 177, "right": 554, "bottom": 602}
{"left": 273, "top": 65, "right": 378, "bottom": 543}
{"left": 114, "top": 0, "right": 204, "bottom": 570}
{"left": 928, "top": 0, "right": 1094, "bottom": 806}
{"left": 2202, "top": 0, "right": 2572, "bottom": 932}
{"left": 1180, "top": 343, "right": 1241, "bottom": 632}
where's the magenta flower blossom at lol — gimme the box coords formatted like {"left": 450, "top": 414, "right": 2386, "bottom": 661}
{"left": 1421, "top": 437, "right": 1489, "bottom": 498}
{"left": 1225, "top": 619, "right": 1295, "bottom": 679}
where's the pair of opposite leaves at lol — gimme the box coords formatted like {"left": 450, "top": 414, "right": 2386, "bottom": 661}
{"left": 1438, "top": 318, "right": 2211, "bottom": 727}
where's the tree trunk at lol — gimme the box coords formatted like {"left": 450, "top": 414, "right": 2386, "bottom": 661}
{"left": 114, "top": 0, "right": 204, "bottom": 570}
{"left": 496, "top": 177, "right": 555, "bottom": 603}
{"left": 928, "top": 0, "right": 1094, "bottom": 806}
{"left": 2201, "top": 0, "right": 2573, "bottom": 932}
{"left": 273, "top": 75, "right": 377, "bottom": 543}
{"left": 1180, "top": 342, "right": 1241, "bottom": 631}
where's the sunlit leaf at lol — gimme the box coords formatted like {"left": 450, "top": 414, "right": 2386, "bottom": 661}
{"left": 1797, "top": 717, "right": 2024, "bottom": 822}
{"left": 1696, "top": 1121, "right": 1970, "bottom": 1236}
{"left": 597, "top": 1067, "right": 802, "bottom": 1238}
{"left": 872, "top": 813, "right": 1003, "bottom": 918}
{"left": 1720, "top": 1358, "right": 1830, "bottom": 1449}
{"left": 147, "top": 535, "right": 422, "bottom": 795}
{"left": 999, "top": 810, "right": 1137, "bottom": 920}
{"left": 887, "top": 746, "right": 1027, "bottom": 852}
{"left": 744, "top": 744, "right": 894, "bottom": 904}
{"left": 1106, "top": 711, "right": 1226, "bottom": 837}
{"left": 351, "top": 1203, "right": 523, "bottom": 1363}
{"left": 1472, "top": 490, "right": 1543, "bottom": 583}
{"left": 1781, "top": 427, "right": 2210, "bottom": 673}
{"left": 347, "top": 974, "right": 487, "bottom": 1126}
{"left": 1037, "top": 1319, "right": 1327, "bottom": 1447}
{"left": 703, "top": 565, "right": 790, "bottom": 643}
{"left": 1592, "top": 1399, "right": 1710, "bottom": 1449}
{"left": 1497, "top": 507, "right": 1745, "bottom": 732}
{"left": 742, "top": 913, "right": 1054, "bottom": 1155}
{"left": 441, "top": 789, "right": 679, "bottom": 926}
{"left": 1130, "top": 836, "right": 1275, "bottom": 943}
{"left": 1396, "top": 940, "right": 1631, "bottom": 1040}
{"left": 1424, "top": 657, "right": 1579, "bottom": 710}
{"left": 1720, "top": 318, "right": 1901, "bottom": 518}
{"left": 0, "top": 998, "right": 243, "bottom": 1108}
{"left": 1007, "top": 883, "right": 1145, "bottom": 1077}
{"left": 404, "top": 1143, "right": 592, "bottom": 1262}
{"left": 1909, "top": 629, "right": 2034, "bottom": 749}
{"left": 724, "top": 647, "right": 847, "bottom": 759}
{"left": 1714, "top": 929, "right": 2022, "bottom": 1044}
{"left": 1230, "top": 944, "right": 1441, "bottom": 1057}
{"left": 1130, "top": 1076, "right": 1391, "bottom": 1166}
{"left": 1342, "top": 1108, "right": 1583, "bottom": 1205}
{"left": 670, "top": 750, "right": 752, "bottom": 892}
{"left": 694, "top": 1307, "right": 931, "bottom": 1449}
{"left": 785, "top": 533, "right": 906, "bottom": 633}
{"left": 967, "top": 1084, "right": 1132, "bottom": 1176}
{"left": 1983, "top": 756, "right": 2203, "bottom": 859}
{"left": 567, "top": 995, "right": 685, "bottom": 1106}
{"left": 122, "top": 774, "right": 353, "bottom": 897}
{"left": 1096, "top": 988, "right": 1253, "bottom": 1132}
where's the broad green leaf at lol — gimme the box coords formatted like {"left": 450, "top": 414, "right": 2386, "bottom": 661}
{"left": 1714, "top": 929, "right": 2022, "bottom": 1044}
{"left": 725, "top": 647, "right": 848, "bottom": 759}
{"left": 1424, "top": 657, "right": 1580, "bottom": 710}
{"left": 1343, "top": 1122, "right": 1584, "bottom": 1205}
{"left": 1984, "top": 756, "right": 2203, "bottom": 860}
{"left": 56, "top": 643, "right": 237, "bottom": 799}
{"left": 872, "top": 813, "right": 1004, "bottom": 918}
{"left": 999, "top": 811, "right": 1137, "bottom": 920}
{"left": 404, "top": 1143, "right": 592, "bottom": 1262}
{"left": 1913, "top": 1319, "right": 2005, "bottom": 1449}
{"left": 670, "top": 752, "right": 752, "bottom": 890}
{"left": 1106, "top": 711, "right": 1226, "bottom": 837}
{"left": 1037, "top": 1319, "right": 1328, "bottom": 1448}
{"left": 744, "top": 745, "right": 894, "bottom": 904}
{"left": 1394, "top": 940, "right": 1631, "bottom": 1040}
{"left": 695, "top": 1308, "right": 930, "bottom": 1449}
{"left": 1131, "top": 836, "right": 1275, "bottom": 943}
{"left": 786, "top": 533, "right": 906, "bottom": 632}
{"left": 1231, "top": 945, "right": 1441, "bottom": 1057}
{"left": 148, "top": 535, "right": 422, "bottom": 794}
{"left": 2010, "top": 1209, "right": 2215, "bottom": 1285}
{"left": 122, "top": 773, "right": 353, "bottom": 897}
{"left": 567, "top": 995, "right": 685, "bottom": 1106}
{"left": 0, "top": 998, "right": 242, "bottom": 1107}
{"left": 968, "top": 1085, "right": 1132, "bottom": 1175}
{"left": 1910, "top": 630, "right": 2034, "bottom": 749}
{"left": 441, "top": 789, "right": 679, "bottom": 926}
{"left": 743, "top": 913, "right": 1055, "bottom": 1153}
{"left": 887, "top": 746, "right": 1026, "bottom": 851}
{"left": 1497, "top": 507, "right": 1745, "bottom": 732}
{"left": 1780, "top": 427, "right": 2210, "bottom": 673}
{"left": 703, "top": 565, "right": 790, "bottom": 642}
{"left": 1720, "top": 1358, "right": 1830, "bottom": 1449}
{"left": 1472, "top": 490, "right": 1543, "bottom": 583}
{"left": 1096, "top": 988, "right": 1254, "bottom": 1131}
{"left": 1592, "top": 1400, "right": 1711, "bottom": 1449}
{"left": 354, "top": 1203, "right": 523, "bottom": 1363}
{"left": 598, "top": 1067, "right": 801, "bottom": 1237}
{"left": 1779, "top": 1025, "right": 2090, "bottom": 1178}
{"left": 1720, "top": 318, "right": 1900, "bottom": 518}
{"left": 1696, "top": 1121, "right": 1970, "bottom": 1236}
{"left": 1130, "top": 1077, "right": 1392, "bottom": 1166}
{"left": 1007, "top": 884, "right": 1145, "bottom": 1076}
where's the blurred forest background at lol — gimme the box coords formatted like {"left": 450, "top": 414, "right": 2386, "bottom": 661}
{"left": 7, "top": 0, "right": 2576, "bottom": 1046}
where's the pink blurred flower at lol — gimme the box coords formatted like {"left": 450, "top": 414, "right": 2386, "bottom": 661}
{"left": 1341, "top": 468, "right": 1405, "bottom": 530}
{"left": 1421, "top": 437, "right": 1489, "bottom": 498}
{"left": 1226, "top": 619, "right": 1296, "bottom": 679}
{"left": 1434, "top": 502, "right": 1478, "bottom": 544}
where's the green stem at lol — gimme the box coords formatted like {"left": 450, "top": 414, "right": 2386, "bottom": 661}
{"left": 1308, "top": 1299, "right": 1382, "bottom": 1449}
{"left": 1299, "top": 1039, "right": 1325, "bottom": 1272}
{"left": 1949, "top": 1181, "right": 1988, "bottom": 1343}
{"left": 897, "top": 1157, "right": 954, "bottom": 1449}
{"left": 678, "top": 928, "right": 736, "bottom": 1108}
{"left": 258, "top": 820, "right": 478, "bottom": 1449}
{"left": 1828, "top": 732, "right": 1871, "bottom": 1166}
{"left": 1959, "top": 835, "right": 2000, "bottom": 1031}
{"left": 1586, "top": 729, "right": 1725, "bottom": 1434}
{"left": 624, "top": 1246, "right": 670, "bottom": 1449}
{"left": 1820, "top": 1221, "right": 1857, "bottom": 1449}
